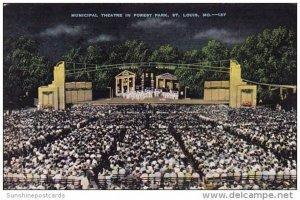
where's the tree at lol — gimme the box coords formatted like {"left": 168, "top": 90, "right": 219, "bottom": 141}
{"left": 231, "top": 27, "right": 296, "bottom": 85}
{"left": 199, "top": 40, "right": 230, "bottom": 81}
{"left": 182, "top": 49, "right": 204, "bottom": 64}
{"left": 108, "top": 44, "right": 127, "bottom": 64}
{"left": 174, "top": 41, "right": 231, "bottom": 98}
{"left": 83, "top": 45, "right": 108, "bottom": 64}
{"left": 61, "top": 45, "right": 108, "bottom": 83}
{"left": 82, "top": 45, "right": 109, "bottom": 91}
{"left": 106, "top": 40, "right": 151, "bottom": 86}
{"left": 231, "top": 27, "right": 296, "bottom": 104}
{"left": 123, "top": 40, "right": 151, "bottom": 63}
{"left": 149, "top": 44, "right": 181, "bottom": 63}
{"left": 202, "top": 40, "right": 229, "bottom": 62}
{"left": 175, "top": 68, "right": 205, "bottom": 98}
{"left": 108, "top": 40, "right": 150, "bottom": 64}
{"left": 61, "top": 47, "right": 84, "bottom": 63}
{"left": 4, "top": 36, "right": 52, "bottom": 108}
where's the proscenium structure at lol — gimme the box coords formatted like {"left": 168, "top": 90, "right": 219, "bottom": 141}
{"left": 40, "top": 59, "right": 295, "bottom": 110}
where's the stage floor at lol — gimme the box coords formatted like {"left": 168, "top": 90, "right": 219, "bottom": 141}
{"left": 77, "top": 97, "right": 229, "bottom": 105}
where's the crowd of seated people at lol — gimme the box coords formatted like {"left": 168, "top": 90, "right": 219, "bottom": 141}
{"left": 4, "top": 105, "right": 119, "bottom": 189}
{"left": 3, "top": 104, "right": 297, "bottom": 190}
{"left": 226, "top": 108, "right": 296, "bottom": 160}
{"left": 194, "top": 106, "right": 297, "bottom": 160}
{"left": 173, "top": 115, "right": 296, "bottom": 189}
{"left": 104, "top": 117, "right": 196, "bottom": 189}
{"left": 3, "top": 105, "right": 105, "bottom": 160}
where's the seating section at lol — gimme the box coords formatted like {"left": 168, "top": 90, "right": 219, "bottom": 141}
{"left": 3, "top": 105, "right": 297, "bottom": 190}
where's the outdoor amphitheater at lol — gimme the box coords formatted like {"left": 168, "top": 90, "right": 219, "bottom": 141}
{"left": 3, "top": 60, "right": 297, "bottom": 190}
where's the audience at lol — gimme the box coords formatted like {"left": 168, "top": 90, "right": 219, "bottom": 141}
{"left": 3, "top": 104, "right": 297, "bottom": 190}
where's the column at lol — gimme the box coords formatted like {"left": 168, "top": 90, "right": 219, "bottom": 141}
{"left": 115, "top": 78, "right": 118, "bottom": 96}
{"left": 129, "top": 77, "right": 131, "bottom": 92}
{"left": 141, "top": 74, "right": 144, "bottom": 91}
{"left": 151, "top": 73, "right": 154, "bottom": 91}
{"left": 58, "top": 85, "right": 65, "bottom": 110}
{"left": 133, "top": 76, "right": 135, "bottom": 92}
{"left": 121, "top": 78, "right": 124, "bottom": 94}
{"left": 125, "top": 77, "right": 128, "bottom": 93}
{"left": 229, "top": 60, "right": 243, "bottom": 108}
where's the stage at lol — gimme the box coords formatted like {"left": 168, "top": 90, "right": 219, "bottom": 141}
{"left": 77, "top": 97, "right": 229, "bottom": 105}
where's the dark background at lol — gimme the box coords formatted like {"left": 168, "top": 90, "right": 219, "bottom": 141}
{"left": 3, "top": 3, "right": 297, "bottom": 62}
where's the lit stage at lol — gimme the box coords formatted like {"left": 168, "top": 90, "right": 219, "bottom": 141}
{"left": 77, "top": 97, "right": 229, "bottom": 105}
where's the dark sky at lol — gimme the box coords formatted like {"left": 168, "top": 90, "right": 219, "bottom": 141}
{"left": 3, "top": 3, "right": 297, "bottom": 62}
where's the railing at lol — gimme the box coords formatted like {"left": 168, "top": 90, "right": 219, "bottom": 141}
{"left": 95, "top": 175, "right": 201, "bottom": 190}
{"left": 4, "top": 173, "right": 297, "bottom": 190}
{"left": 93, "top": 173, "right": 297, "bottom": 190}
{"left": 205, "top": 174, "right": 297, "bottom": 183}
{"left": 3, "top": 177, "right": 82, "bottom": 189}
{"left": 242, "top": 79, "right": 297, "bottom": 89}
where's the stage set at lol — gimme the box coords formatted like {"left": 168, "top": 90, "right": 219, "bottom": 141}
{"left": 115, "top": 70, "right": 180, "bottom": 101}
{"left": 37, "top": 60, "right": 268, "bottom": 109}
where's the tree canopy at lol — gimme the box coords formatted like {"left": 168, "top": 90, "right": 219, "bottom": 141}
{"left": 4, "top": 36, "right": 52, "bottom": 108}
{"left": 3, "top": 27, "right": 296, "bottom": 108}
{"left": 231, "top": 27, "right": 296, "bottom": 85}
{"left": 231, "top": 27, "right": 296, "bottom": 104}
{"left": 149, "top": 44, "right": 181, "bottom": 63}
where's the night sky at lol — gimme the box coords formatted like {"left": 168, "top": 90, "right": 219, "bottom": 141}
{"left": 3, "top": 3, "right": 297, "bottom": 62}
